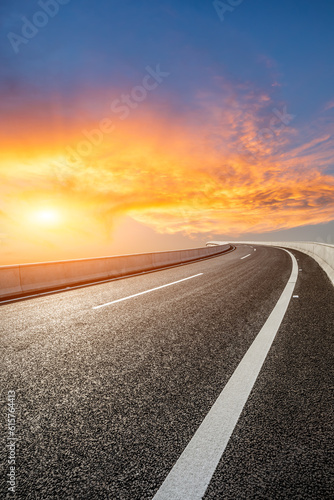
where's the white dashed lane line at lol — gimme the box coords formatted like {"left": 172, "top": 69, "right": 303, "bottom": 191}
{"left": 92, "top": 273, "right": 204, "bottom": 310}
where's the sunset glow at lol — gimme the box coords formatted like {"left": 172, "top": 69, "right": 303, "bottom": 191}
{"left": 30, "top": 209, "right": 61, "bottom": 227}
{"left": 1, "top": 1, "right": 334, "bottom": 264}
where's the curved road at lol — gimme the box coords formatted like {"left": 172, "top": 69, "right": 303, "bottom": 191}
{"left": 1, "top": 245, "right": 333, "bottom": 499}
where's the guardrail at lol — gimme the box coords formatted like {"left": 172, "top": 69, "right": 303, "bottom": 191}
{"left": 0, "top": 244, "right": 233, "bottom": 301}
{"left": 207, "top": 241, "right": 334, "bottom": 287}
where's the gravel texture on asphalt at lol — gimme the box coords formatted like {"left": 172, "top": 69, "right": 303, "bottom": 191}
{"left": 2, "top": 245, "right": 330, "bottom": 499}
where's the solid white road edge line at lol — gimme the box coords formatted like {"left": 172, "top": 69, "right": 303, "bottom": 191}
{"left": 93, "top": 273, "right": 204, "bottom": 310}
{"left": 240, "top": 254, "right": 251, "bottom": 259}
{"left": 153, "top": 249, "right": 298, "bottom": 500}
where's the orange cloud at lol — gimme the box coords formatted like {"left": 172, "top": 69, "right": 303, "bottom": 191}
{"left": 1, "top": 79, "right": 334, "bottom": 263}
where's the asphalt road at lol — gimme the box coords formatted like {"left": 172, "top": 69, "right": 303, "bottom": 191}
{"left": 0, "top": 244, "right": 333, "bottom": 499}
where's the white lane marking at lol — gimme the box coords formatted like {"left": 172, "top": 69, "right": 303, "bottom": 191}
{"left": 0, "top": 274, "right": 172, "bottom": 305}
{"left": 0, "top": 275, "right": 152, "bottom": 305}
{"left": 93, "top": 274, "right": 203, "bottom": 310}
{"left": 1, "top": 263, "right": 207, "bottom": 306}
{"left": 153, "top": 249, "right": 298, "bottom": 500}
{"left": 240, "top": 254, "right": 251, "bottom": 260}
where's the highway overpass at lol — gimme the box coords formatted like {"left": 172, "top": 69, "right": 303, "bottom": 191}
{"left": 1, "top": 243, "right": 333, "bottom": 499}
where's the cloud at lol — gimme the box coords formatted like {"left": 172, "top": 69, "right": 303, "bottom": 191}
{"left": 1, "top": 75, "right": 334, "bottom": 260}
{"left": 324, "top": 100, "right": 334, "bottom": 112}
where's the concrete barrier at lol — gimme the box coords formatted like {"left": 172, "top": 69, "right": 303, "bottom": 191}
{"left": 207, "top": 241, "right": 334, "bottom": 287}
{"left": 0, "top": 266, "right": 22, "bottom": 298}
{"left": 0, "top": 244, "right": 233, "bottom": 300}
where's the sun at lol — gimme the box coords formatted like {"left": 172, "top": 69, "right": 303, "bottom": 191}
{"left": 31, "top": 208, "right": 62, "bottom": 226}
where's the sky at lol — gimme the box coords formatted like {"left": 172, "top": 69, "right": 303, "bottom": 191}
{"left": 1, "top": 0, "right": 334, "bottom": 264}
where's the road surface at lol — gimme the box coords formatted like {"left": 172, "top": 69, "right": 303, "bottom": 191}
{"left": 1, "top": 244, "right": 333, "bottom": 499}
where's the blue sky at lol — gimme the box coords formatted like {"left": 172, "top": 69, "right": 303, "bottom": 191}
{"left": 3, "top": 0, "right": 334, "bottom": 108}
